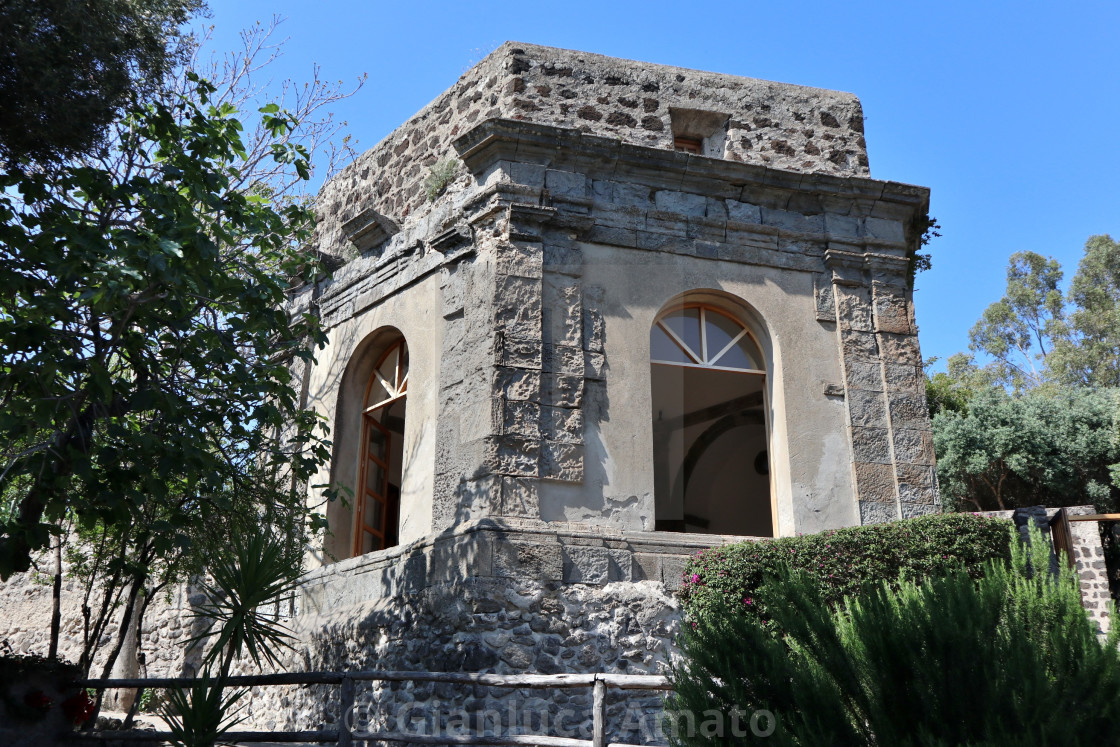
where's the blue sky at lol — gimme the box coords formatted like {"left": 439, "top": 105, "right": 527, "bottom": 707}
{"left": 204, "top": 1, "right": 1119, "bottom": 366}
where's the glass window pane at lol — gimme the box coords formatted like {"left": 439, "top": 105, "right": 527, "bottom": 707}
{"left": 365, "top": 460, "right": 385, "bottom": 495}
{"left": 367, "top": 376, "right": 390, "bottom": 407}
{"left": 398, "top": 342, "right": 409, "bottom": 387}
{"left": 651, "top": 324, "right": 692, "bottom": 363}
{"left": 365, "top": 495, "right": 383, "bottom": 531}
{"left": 367, "top": 423, "right": 387, "bottom": 461}
{"left": 705, "top": 311, "right": 745, "bottom": 365}
{"left": 659, "top": 308, "right": 701, "bottom": 360}
{"left": 717, "top": 334, "right": 764, "bottom": 370}
{"left": 377, "top": 346, "right": 399, "bottom": 393}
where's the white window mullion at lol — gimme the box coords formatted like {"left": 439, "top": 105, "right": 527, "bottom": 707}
{"left": 699, "top": 308, "right": 708, "bottom": 364}
{"left": 658, "top": 320, "right": 701, "bottom": 363}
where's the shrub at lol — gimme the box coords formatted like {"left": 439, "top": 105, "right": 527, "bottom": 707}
{"left": 668, "top": 527, "right": 1120, "bottom": 746}
{"left": 680, "top": 513, "right": 1012, "bottom": 626}
{"left": 424, "top": 157, "right": 459, "bottom": 201}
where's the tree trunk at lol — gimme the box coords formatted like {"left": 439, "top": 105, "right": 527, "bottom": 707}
{"left": 103, "top": 587, "right": 144, "bottom": 713}
{"left": 48, "top": 536, "right": 62, "bottom": 660}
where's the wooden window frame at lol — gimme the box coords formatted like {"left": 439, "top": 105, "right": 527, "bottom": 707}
{"left": 673, "top": 136, "right": 703, "bottom": 154}
{"left": 353, "top": 338, "right": 408, "bottom": 557}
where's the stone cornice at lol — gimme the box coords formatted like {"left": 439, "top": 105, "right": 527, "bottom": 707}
{"left": 454, "top": 118, "right": 930, "bottom": 225}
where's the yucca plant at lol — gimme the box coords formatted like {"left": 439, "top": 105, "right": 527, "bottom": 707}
{"left": 161, "top": 675, "right": 247, "bottom": 747}
{"left": 669, "top": 526, "right": 1120, "bottom": 746}
{"left": 188, "top": 526, "right": 301, "bottom": 680}
{"left": 164, "top": 525, "right": 302, "bottom": 747}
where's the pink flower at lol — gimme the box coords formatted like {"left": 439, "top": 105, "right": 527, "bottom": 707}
{"left": 690, "top": 573, "right": 701, "bottom": 584}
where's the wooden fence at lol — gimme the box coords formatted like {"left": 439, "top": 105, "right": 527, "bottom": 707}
{"left": 75, "top": 670, "right": 673, "bottom": 747}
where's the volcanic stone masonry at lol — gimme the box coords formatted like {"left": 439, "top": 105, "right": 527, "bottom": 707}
{"left": 0, "top": 42, "right": 970, "bottom": 742}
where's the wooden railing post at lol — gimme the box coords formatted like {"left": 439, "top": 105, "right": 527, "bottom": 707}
{"left": 592, "top": 677, "right": 606, "bottom": 747}
{"left": 339, "top": 676, "right": 354, "bottom": 747}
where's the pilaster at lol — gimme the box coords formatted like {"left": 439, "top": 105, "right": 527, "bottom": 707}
{"left": 827, "top": 247, "right": 940, "bottom": 523}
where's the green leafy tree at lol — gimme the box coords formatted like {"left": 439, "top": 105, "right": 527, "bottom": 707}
{"left": 924, "top": 352, "right": 997, "bottom": 418}
{"left": 932, "top": 387, "right": 1119, "bottom": 511}
{"left": 669, "top": 528, "right": 1120, "bottom": 746}
{"left": 0, "top": 73, "right": 333, "bottom": 580}
{"left": 968, "top": 251, "right": 1064, "bottom": 391}
{"left": 0, "top": 0, "right": 206, "bottom": 167}
{"left": 1048, "top": 234, "right": 1120, "bottom": 388}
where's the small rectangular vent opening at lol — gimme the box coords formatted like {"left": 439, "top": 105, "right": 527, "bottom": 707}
{"left": 669, "top": 108, "right": 731, "bottom": 159}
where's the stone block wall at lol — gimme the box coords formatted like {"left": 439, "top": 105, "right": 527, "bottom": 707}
{"left": 824, "top": 249, "right": 938, "bottom": 524}
{"left": 311, "top": 42, "right": 870, "bottom": 266}
{"left": 306, "top": 114, "right": 936, "bottom": 542}
{"left": 232, "top": 520, "right": 731, "bottom": 742}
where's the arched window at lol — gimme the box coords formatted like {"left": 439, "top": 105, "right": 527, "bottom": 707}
{"left": 650, "top": 303, "right": 773, "bottom": 536}
{"left": 354, "top": 337, "right": 408, "bottom": 556}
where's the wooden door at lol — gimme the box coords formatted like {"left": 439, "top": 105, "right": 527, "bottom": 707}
{"left": 354, "top": 414, "right": 392, "bottom": 556}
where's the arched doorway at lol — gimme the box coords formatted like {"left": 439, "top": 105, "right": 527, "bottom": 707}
{"left": 353, "top": 337, "right": 409, "bottom": 556}
{"left": 650, "top": 303, "right": 773, "bottom": 536}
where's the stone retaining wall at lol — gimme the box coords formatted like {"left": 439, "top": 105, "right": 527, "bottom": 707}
{"left": 0, "top": 561, "right": 205, "bottom": 683}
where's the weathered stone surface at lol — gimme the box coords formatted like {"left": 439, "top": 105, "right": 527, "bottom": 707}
{"left": 495, "top": 275, "right": 543, "bottom": 339}
{"left": 835, "top": 286, "right": 873, "bottom": 331}
{"left": 845, "top": 360, "right": 884, "bottom": 391}
{"left": 654, "top": 190, "right": 707, "bottom": 216}
{"left": 887, "top": 390, "right": 929, "bottom": 431}
{"left": 494, "top": 367, "right": 541, "bottom": 401}
{"left": 500, "top": 399, "right": 541, "bottom": 439}
{"left": 899, "top": 501, "right": 939, "bottom": 519}
{"left": 543, "top": 372, "right": 584, "bottom": 408}
{"left": 853, "top": 461, "right": 896, "bottom": 504}
{"left": 863, "top": 216, "right": 905, "bottom": 243}
{"left": 542, "top": 405, "right": 584, "bottom": 443}
{"left": 847, "top": 389, "right": 888, "bottom": 428}
{"left": 851, "top": 426, "right": 892, "bottom": 464}
{"left": 883, "top": 362, "right": 923, "bottom": 394}
{"left": 872, "top": 283, "right": 913, "bottom": 334}
{"left": 486, "top": 435, "right": 540, "bottom": 477}
{"left": 877, "top": 332, "right": 922, "bottom": 366}
{"left": 813, "top": 273, "right": 836, "bottom": 321}
{"left": 896, "top": 463, "right": 936, "bottom": 503}
{"left": 493, "top": 540, "right": 564, "bottom": 580}
{"left": 543, "top": 344, "right": 585, "bottom": 376}
{"left": 498, "top": 336, "right": 542, "bottom": 370}
{"left": 495, "top": 240, "right": 545, "bottom": 277}
{"left": 545, "top": 169, "right": 590, "bottom": 199}
{"left": 541, "top": 440, "right": 585, "bottom": 483}
{"left": 893, "top": 428, "right": 935, "bottom": 465}
{"left": 311, "top": 42, "right": 870, "bottom": 268}
{"left": 841, "top": 329, "right": 880, "bottom": 362}
{"left": 859, "top": 500, "right": 897, "bottom": 524}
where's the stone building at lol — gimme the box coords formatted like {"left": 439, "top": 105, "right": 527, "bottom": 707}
{"left": 0, "top": 42, "right": 950, "bottom": 741}
{"left": 242, "top": 41, "right": 941, "bottom": 737}
{"left": 295, "top": 41, "right": 938, "bottom": 576}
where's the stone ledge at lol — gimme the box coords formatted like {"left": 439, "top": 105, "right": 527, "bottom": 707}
{"left": 298, "top": 519, "right": 767, "bottom": 611}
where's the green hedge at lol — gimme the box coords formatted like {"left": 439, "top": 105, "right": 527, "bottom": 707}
{"left": 680, "top": 512, "right": 1013, "bottom": 625}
